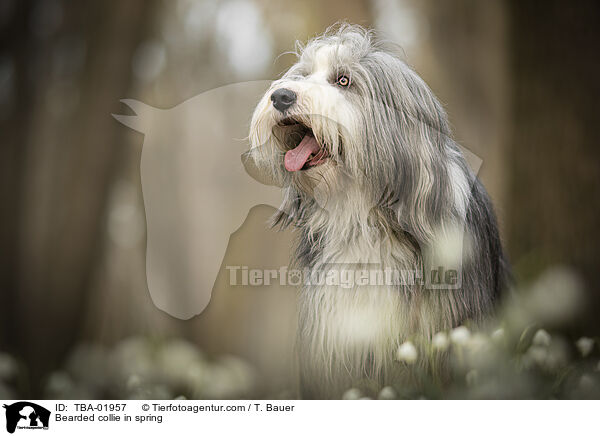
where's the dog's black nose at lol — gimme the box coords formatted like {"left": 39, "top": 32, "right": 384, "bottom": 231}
{"left": 271, "top": 88, "right": 296, "bottom": 112}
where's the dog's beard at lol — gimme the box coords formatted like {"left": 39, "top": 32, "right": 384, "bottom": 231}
{"left": 252, "top": 110, "right": 358, "bottom": 200}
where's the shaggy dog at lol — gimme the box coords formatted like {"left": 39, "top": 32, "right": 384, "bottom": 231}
{"left": 249, "top": 24, "right": 508, "bottom": 398}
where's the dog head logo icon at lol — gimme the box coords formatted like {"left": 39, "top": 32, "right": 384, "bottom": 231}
{"left": 3, "top": 402, "right": 50, "bottom": 433}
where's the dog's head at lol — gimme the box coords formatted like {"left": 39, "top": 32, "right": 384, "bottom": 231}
{"left": 249, "top": 24, "right": 464, "bottom": 242}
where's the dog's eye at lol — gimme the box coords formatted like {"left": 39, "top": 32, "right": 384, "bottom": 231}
{"left": 336, "top": 75, "right": 350, "bottom": 87}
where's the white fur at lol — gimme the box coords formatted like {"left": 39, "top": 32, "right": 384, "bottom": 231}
{"left": 249, "top": 24, "right": 505, "bottom": 398}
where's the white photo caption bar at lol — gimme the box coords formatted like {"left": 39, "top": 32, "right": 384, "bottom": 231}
{"left": 1, "top": 400, "right": 597, "bottom": 436}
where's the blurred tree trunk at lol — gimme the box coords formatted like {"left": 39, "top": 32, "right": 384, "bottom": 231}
{"left": 0, "top": 0, "right": 156, "bottom": 396}
{"left": 506, "top": 0, "right": 600, "bottom": 330}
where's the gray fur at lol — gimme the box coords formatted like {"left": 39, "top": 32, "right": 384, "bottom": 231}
{"left": 249, "top": 23, "right": 508, "bottom": 398}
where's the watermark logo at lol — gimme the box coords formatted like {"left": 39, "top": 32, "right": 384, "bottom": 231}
{"left": 113, "top": 81, "right": 482, "bottom": 318}
{"left": 226, "top": 264, "right": 460, "bottom": 289}
{"left": 2, "top": 402, "right": 50, "bottom": 433}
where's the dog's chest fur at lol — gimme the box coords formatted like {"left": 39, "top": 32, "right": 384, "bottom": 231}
{"left": 295, "top": 187, "right": 423, "bottom": 395}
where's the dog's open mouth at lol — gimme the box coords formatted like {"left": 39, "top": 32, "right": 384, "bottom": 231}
{"left": 275, "top": 118, "right": 330, "bottom": 172}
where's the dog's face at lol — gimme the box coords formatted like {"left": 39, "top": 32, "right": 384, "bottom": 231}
{"left": 249, "top": 32, "right": 368, "bottom": 195}
{"left": 249, "top": 25, "right": 457, "bottom": 240}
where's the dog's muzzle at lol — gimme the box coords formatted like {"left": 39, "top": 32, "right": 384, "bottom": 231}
{"left": 271, "top": 88, "right": 296, "bottom": 112}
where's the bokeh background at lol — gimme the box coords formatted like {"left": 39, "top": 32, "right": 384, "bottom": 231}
{"left": 1, "top": 0, "right": 599, "bottom": 398}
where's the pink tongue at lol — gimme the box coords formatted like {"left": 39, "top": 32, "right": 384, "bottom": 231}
{"left": 284, "top": 133, "right": 321, "bottom": 172}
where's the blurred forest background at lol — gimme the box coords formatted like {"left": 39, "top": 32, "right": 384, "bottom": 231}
{"left": 0, "top": 0, "right": 599, "bottom": 398}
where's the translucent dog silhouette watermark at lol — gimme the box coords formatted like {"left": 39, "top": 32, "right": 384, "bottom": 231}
{"left": 113, "top": 80, "right": 482, "bottom": 320}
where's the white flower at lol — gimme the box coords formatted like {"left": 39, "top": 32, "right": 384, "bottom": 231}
{"left": 465, "top": 369, "right": 479, "bottom": 387}
{"left": 525, "top": 267, "right": 583, "bottom": 326}
{"left": 157, "top": 339, "right": 205, "bottom": 387}
{"left": 522, "top": 345, "right": 548, "bottom": 369}
{"left": 378, "top": 386, "right": 396, "bottom": 400}
{"left": 432, "top": 332, "right": 449, "bottom": 351}
{"left": 342, "top": 388, "right": 362, "bottom": 400}
{"left": 491, "top": 328, "right": 505, "bottom": 341}
{"left": 579, "top": 374, "right": 595, "bottom": 390}
{"left": 523, "top": 336, "right": 569, "bottom": 372}
{"left": 532, "top": 329, "right": 551, "bottom": 347}
{"left": 467, "top": 333, "right": 488, "bottom": 351}
{"left": 396, "top": 341, "right": 418, "bottom": 364}
{"left": 201, "top": 356, "right": 256, "bottom": 399}
{"left": 576, "top": 337, "right": 594, "bottom": 357}
{"left": 450, "top": 326, "right": 471, "bottom": 346}
{"left": 126, "top": 374, "right": 141, "bottom": 391}
{"left": 428, "top": 225, "right": 473, "bottom": 270}
{"left": 0, "top": 353, "right": 17, "bottom": 380}
{"left": 45, "top": 371, "right": 75, "bottom": 396}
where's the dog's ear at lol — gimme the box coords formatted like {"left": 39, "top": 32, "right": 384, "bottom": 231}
{"left": 374, "top": 60, "right": 468, "bottom": 246}
{"left": 388, "top": 105, "right": 475, "bottom": 292}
